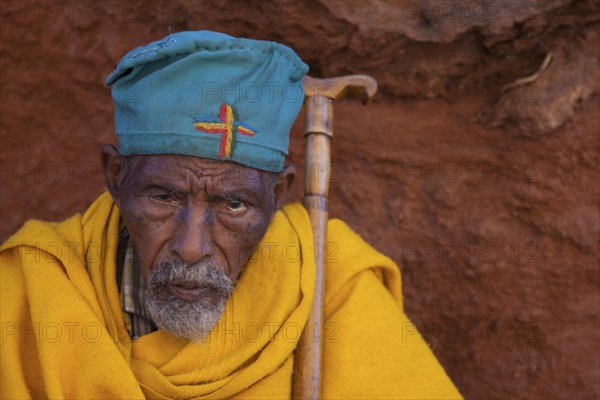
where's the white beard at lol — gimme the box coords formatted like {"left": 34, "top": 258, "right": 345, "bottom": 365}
{"left": 144, "top": 257, "right": 233, "bottom": 341}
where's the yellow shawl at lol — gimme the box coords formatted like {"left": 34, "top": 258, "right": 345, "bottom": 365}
{"left": 1, "top": 192, "right": 461, "bottom": 399}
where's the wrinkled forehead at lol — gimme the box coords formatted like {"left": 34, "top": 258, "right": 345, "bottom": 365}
{"left": 127, "top": 154, "right": 272, "bottom": 191}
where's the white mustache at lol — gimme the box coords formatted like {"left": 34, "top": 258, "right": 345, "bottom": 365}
{"left": 147, "top": 257, "right": 234, "bottom": 295}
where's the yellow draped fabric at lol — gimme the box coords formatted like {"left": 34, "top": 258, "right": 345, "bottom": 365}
{"left": 1, "top": 192, "right": 461, "bottom": 399}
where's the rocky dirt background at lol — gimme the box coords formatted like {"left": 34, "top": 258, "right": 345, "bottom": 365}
{"left": 1, "top": 1, "right": 598, "bottom": 398}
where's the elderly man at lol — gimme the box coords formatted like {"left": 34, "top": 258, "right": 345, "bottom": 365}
{"left": 1, "top": 31, "right": 461, "bottom": 399}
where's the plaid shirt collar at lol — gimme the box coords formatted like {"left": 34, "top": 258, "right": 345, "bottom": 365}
{"left": 117, "top": 229, "right": 157, "bottom": 340}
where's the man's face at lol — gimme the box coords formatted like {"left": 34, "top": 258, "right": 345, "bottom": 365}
{"left": 103, "top": 149, "right": 293, "bottom": 340}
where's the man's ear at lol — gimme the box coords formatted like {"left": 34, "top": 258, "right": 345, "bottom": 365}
{"left": 101, "top": 144, "right": 126, "bottom": 207}
{"left": 273, "top": 164, "right": 298, "bottom": 210}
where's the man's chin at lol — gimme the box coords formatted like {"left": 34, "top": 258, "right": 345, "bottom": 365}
{"left": 145, "top": 296, "right": 227, "bottom": 342}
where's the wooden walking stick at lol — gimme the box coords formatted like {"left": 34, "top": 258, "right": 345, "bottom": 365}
{"left": 293, "top": 75, "right": 377, "bottom": 399}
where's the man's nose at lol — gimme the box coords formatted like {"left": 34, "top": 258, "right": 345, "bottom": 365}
{"left": 170, "top": 206, "right": 214, "bottom": 265}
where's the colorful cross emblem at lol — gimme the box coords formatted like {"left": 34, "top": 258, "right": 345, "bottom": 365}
{"left": 193, "top": 103, "right": 256, "bottom": 159}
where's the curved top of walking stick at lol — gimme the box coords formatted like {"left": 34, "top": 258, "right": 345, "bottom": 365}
{"left": 303, "top": 75, "right": 378, "bottom": 104}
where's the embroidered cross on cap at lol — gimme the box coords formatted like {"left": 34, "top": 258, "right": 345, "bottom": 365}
{"left": 194, "top": 103, "right": 255, "bottom": 159}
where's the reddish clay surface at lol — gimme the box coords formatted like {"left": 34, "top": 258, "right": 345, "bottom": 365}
{"left": 1, "top": 1, "right": 599, "bottom": 399}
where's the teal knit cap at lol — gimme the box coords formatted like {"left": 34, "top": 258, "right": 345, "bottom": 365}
{"left": 105, "top": 30, "right": 309, "bottom": 172}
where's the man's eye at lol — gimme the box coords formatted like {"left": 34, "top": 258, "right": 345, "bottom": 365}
{"left": 225, "top": 199, "right": 247, "bottom": 213}
{"left": 151, "top": 191, "right": 175, "bottom": 202}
